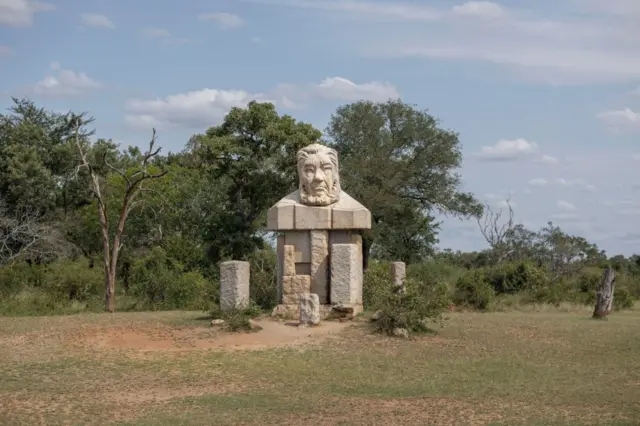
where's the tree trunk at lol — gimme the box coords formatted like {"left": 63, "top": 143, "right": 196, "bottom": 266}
{"left": 105, "top": 266, "right": 116, "bottom": 312}
{"left": 593, "top": 267, "right": 615, "bottom": 319}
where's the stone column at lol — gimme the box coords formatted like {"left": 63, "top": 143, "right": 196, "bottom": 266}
{"left": 299, "top": 293, "right": 320, "bottom": 325}
{"left": 220, "top": 261, "right": 250, "bottom": 311}
{"left": 330, "top": 243, "right": 362, "bottom": 308}
{"left": 310, "top": 230, "right": 329, "bottom": 303}
{"left": 391, "top": 261, "right": 406, "bottom": 294}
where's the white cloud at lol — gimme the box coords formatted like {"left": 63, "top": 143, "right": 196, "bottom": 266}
{"left": 475, "top": 138, "right": 538, "bottom": 161}
{"left": 312, "top": 77, "right": 398, "bottom": 101}
{"left": 540, "top": 155, "right": 559, "bottom": 165}
{"left": 255, "top": 0, "right": 640, "bottom": 84}
{"left": 198, "top": 12, "right": 244, "bottom": 28}
{"left": 528, "top": 178, "right": 548, "bottom": 187}
{"left": 557, "top": 200, "right": 576, "bottom": 211}
{"left": 549, "top": 212, "right": 579, "bottom": 220}
{"left": 29, "top": 61, "right": 101, "bottom": 97}
{"left": 124, "top": 77, "right": 401, "bottom": 130}
{"left": 0, "top": 0, "right": 54, "bottom": 27}
{"left": 596, "top": 108, "right": 640, "bottom": 131}
{"left": 125, "top": 89, "right": 263, "bottom": 130}
{"left": 80, "top": 13, "right": 115, "bottom": 29}
{"left": 0, "top": 45, "right": 10, "bottom": 56}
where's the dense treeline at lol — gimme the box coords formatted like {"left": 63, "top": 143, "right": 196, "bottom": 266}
{"left": 0, "top": 97, "right": 637, "bottom": 316}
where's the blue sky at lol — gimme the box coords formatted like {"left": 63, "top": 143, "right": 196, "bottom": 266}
{"left": 2, "top": 0, "right": 640, "bottom": 256}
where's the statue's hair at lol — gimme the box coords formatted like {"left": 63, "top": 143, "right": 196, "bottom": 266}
{"left": 296, "top": 143, "right": 340, "bottom": 205}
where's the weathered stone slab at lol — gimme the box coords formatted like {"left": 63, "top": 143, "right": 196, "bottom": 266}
{"left": 267, "top": 203, "right": 294, "bottom": 230}
{"left": 310, "top": 230, "right": 329, "bottom": 303}
{"left": 332, "top": 207, "right": 371, "bottom": 229}
{"left": 391, "top": 261, "right": 406, "bottom": 294}
{"left": 220, "top": 261, "right": 250, "bottom": 311}
{"left": 283, "top": 244, "right": 296, "bottom": 276}
{"left": 282, "top": 275, "right": 311, "bottom": 305}
{"left": 330, "top": 243, "right": 362, "bottom": 306}
{"left": 294, "top": 204, "right": 331, "bottom": 229}
{"left": 284, "top": 231, "right": 310, "bottom": 263}
{"left": 299, "top": 293, "right": 320, "bottom": 326}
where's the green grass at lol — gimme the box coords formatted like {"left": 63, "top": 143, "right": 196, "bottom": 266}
{"left": 1, "top": 307, "right": 639, "bottom": 425}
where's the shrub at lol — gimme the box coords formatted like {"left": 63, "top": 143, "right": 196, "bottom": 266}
{"left": 363, "top": 260, "right": 392, "bottom": 310}
{"left": 210, "top": 301, "right": 263, "bottom": 332}
{"left": 614, "top": 286, "right": 634, "bottom": 310}
{"left": 373, "top": 278, "right": 450, "bottom": 337}
{"left": 484, "top": 261, "right": 549, "bottom": 295}
{"left": 246, "top": 248, "right": 278, "bottom": 309}
{"left": 129, "top": 247, "right": 213, "bottom": 310}
{"left": 453, "top": 270, "right": 495, "bottom": 311}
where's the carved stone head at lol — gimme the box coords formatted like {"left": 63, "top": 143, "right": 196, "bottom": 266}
{"left": 296, "top": 143, "right": 341, "bottom": 206}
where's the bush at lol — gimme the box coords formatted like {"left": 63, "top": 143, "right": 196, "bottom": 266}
{"left": 453, "top": 270, "right": 495, "bottom": 311}
{"left": 210, "top": 301, "right": 263, "bottom": 332}
{"left": 373, "top": 278, "right": 450, "bottom": 337}
{"left": 363, "top": 260, "right": 392, "bottom": 310}
{"left": 614, "top": 286, "right": 634, "bottom": 310}
{"left": 484, "top": 261, "right": 549, "bottom": 295}
{"left": 129, "top": 247, "right": 213, "bottom": 310}
{"left": 246, "top": 248, "right": 278, "bottom": 309}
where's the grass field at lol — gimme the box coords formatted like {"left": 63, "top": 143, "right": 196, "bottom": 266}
{"left": 1, "top": 306, "right": 639, "bottom": 426}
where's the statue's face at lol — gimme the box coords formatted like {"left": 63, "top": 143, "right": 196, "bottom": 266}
{"left": 301, "top": 152, "right": 335, "bottom": 201}
{"left": 297, "top": 144, "right": 340, "bottom": 206}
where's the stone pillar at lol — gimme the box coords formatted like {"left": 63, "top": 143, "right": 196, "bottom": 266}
{"left": 310, "top": 230, "right": 329, "bottom": 303}
{"left": 330, "top": 243, "right": 363, "bottom": 308}
{"left": 391, "top": 261, "right": 406, "bottom": 294}
{"left": 282, "top": 275, "right": 311, "bottom": 305}
{"left": 299, "top": 293, "right": 320, "bottom": 325}
{"left": 276, "top": 234, "right": 284, "bottom": 304}
{"left": 220, "top": 261, "right": 250, "bottom": 311}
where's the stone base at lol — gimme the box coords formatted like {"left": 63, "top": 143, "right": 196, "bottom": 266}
{"left": 271, "top": 303, "right": 361, "bottom": 320}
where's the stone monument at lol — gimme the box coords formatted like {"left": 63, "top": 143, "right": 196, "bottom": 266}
{"left": 267, "top": 143, "right": 371, "bottom": 318}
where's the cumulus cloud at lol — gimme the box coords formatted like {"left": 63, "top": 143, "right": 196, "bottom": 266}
{"left": 80, "top": 13, "right": 115, "bottom": 29}
{"left": 0, "top": 0, "right": 54, "bottom": 27}
{"left": 28, "top": 61, "right": 101, "bottom": 97}
{"left": 198, "top": 12, "right": 244, "bottom": 28}
{"left": 253, "top": 0, "right": 640, "bottom": 84}
{"left": 557, "top": 200, "right": 576, "bottom": 211}
{"left": 596, "top": 108, "right": 640, "bottom": 132}
{"left": 475, "top": 138, "right": 538, "bottom": 161}
{"left": 124, "top": 77, "right": 401, "bottom": 130}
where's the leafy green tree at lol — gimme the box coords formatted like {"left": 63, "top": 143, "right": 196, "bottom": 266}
{"left": 326, "top": 99, "right": 483, "bottom": 266}
{"left": 186, "top": 101, "right": 322, "bottom": 261}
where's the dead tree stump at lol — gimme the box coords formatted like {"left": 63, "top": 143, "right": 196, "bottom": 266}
{"left": 592, "top": 267, "right": 616, "bottom": 319}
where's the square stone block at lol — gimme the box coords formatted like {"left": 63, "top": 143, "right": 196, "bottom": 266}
{"left": 284, "top": 231, "right": 310, "bottom": 263}
{"left": 282, "top": 275, "right": 311, "bottom": 305}
{"left": 332, "top": 207, "right": 371, "bottom": 230}
{"left": 220, "top": 261, "right": 250, "bottom": 311}
{"left": 267, "top": 203, "right": 295, "bottom": 230}
{"left": 330, "top": 243, "right": 363, "bottom": 305}
{"left": 294, "top": 204, "right": 331, "bottom": 229}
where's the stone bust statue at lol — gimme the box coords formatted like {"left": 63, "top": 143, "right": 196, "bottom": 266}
{"left": 296, "top": 143, "right": 341, "bottom": 206}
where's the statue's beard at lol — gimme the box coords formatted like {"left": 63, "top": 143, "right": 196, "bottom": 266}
{"left": 300, "top": 183, "right": 340, "bottom": 206}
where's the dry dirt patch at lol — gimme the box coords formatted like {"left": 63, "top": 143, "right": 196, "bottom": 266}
{"left": 77, "top": 317, "right": 352, "bottom": 353}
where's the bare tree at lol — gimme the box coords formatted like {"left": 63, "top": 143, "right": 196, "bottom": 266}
{"left": 477, "top": 195, "right": 515, "bottom": 265}
{"left": 72, "top": 115, "right": 168, "bottom": 312}
{"left": 0, "top": 199, "right": 70, "bottom": 266}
